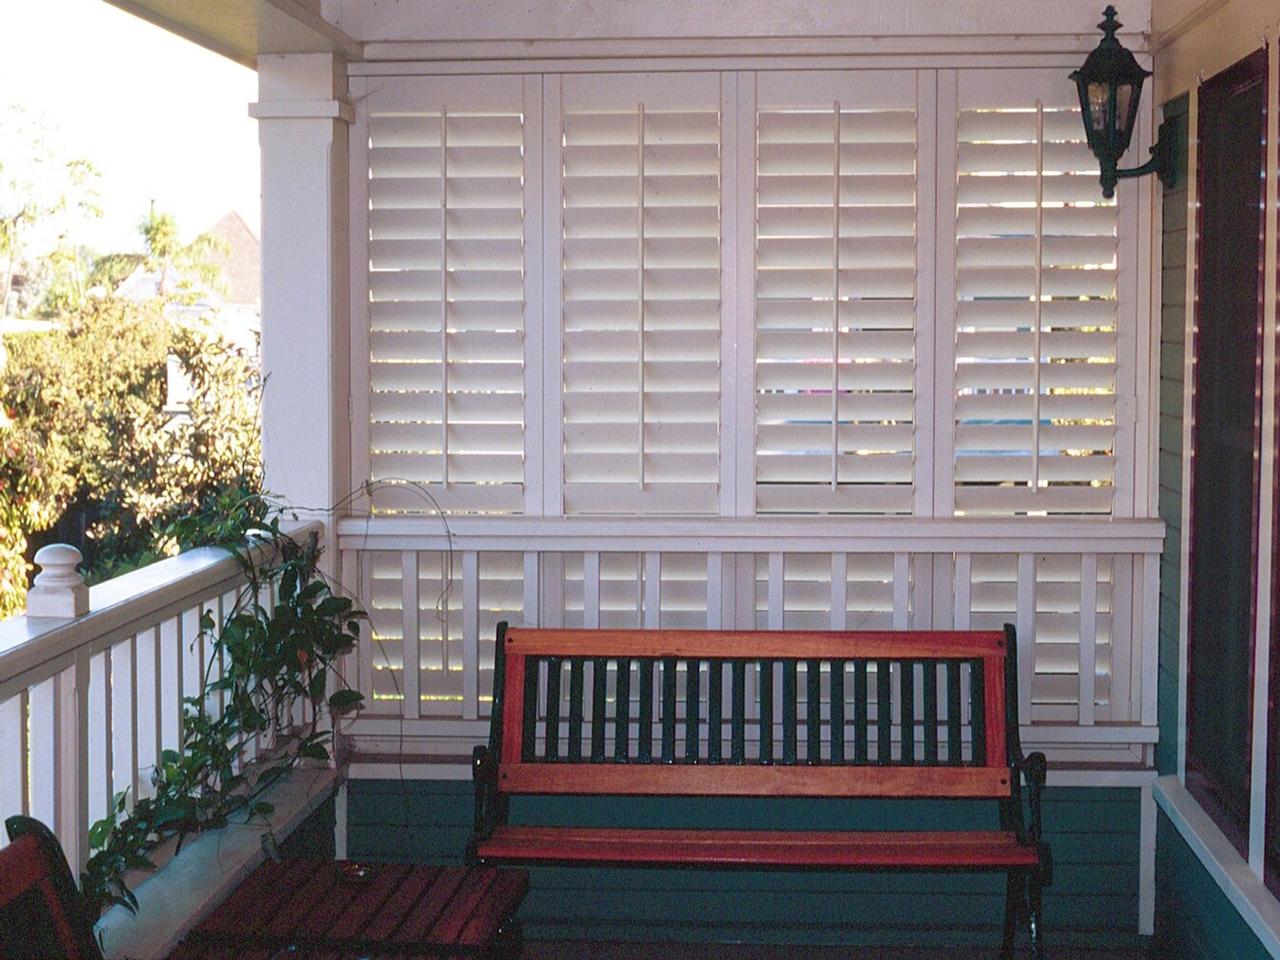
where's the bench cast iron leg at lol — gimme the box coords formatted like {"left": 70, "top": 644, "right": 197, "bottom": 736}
{"left": 489, "top": 916, "right": 523, "bottom": 960}
{"left": 1001, "top": 871, "right": 1022, "bottom": 958}
{"left": 1028, "top": 873, "right": 1045, "bottom": 960}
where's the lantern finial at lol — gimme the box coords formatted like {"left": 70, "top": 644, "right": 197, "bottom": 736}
{"left": 1099, "top": 6, "right": 1121, "bottom": 37}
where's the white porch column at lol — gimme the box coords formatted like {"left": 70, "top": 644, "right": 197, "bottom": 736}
{"left": 250, "top": 54, "right": 353, "bottom": 546}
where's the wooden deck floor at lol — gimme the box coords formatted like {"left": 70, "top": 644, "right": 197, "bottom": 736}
{"left": 524, "top": 943, "right": 1146, "bottom": 959}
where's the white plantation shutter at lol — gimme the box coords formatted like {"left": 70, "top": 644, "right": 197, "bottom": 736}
{"left": 360, "top": 76, "right": 535, "bottom": 514}
{"left": 950, "top": 70, "right": 1122, "bottom": 516}
{"left": 558, "top": 73, "right": 723, "bottom": 515}
{"left": 754, "top": 72, "right": 923, "bottom": 515}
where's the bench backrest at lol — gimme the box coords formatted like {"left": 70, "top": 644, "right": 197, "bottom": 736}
{"left": 491, "top": 624, "right": 1021, "bottom": 800}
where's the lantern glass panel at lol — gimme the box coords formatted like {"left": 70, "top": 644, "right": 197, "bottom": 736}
{"left": 1115, "top": 83, "right": 1135, "bottom": 137}
{"left": 1088, "top": 82, "right": 1110, "bottom": 132}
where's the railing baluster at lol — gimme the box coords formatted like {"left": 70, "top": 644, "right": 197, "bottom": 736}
{"left": 87, "top": 652, "right": 109, "bottom": 826}
{"left": 830, "top": 554, "right": 848, "bottom": 630}
{"left": 1141, "top": 552, "right": 1160, "bottom": 726}
{"left": 953, "top": 553, "right": 972, "bottom": 629}
{"left": 115, "top": 637, "right": 138, "bottom": 810}
{"left": 767, "top": 553, "right": 784, "bottom": 631}
{"left": 584, "top": 552, "right": 601, "bottom": 629}
{"left": 0, "top": 694, "right": 26, "bottom": 838}
{"left": 1016, "top": 552, "right": 1036, "bottom": 726}
{"left": 463, "top": 551, "right": 480, "bottom": 721}
{"left": 707, "top": 553, "right": 723, "bottom": 629}
{"left": 160, "top": 616, "right": 181, "bottom": 756}
{"left": 181, "top": 604, "right": 203, "bottom": 717}
{"left": 892, "top": 553, "right": 910, "bottom": 630}
{"left": 644, "top": 553, "right": 661, "bottom": 629}
{"left": 28, "top": 678, "right": 56, "bottom": 829}
{"left": 62, "top": 657, "right": 89, "bottom": 872}
{"left": 401, "top": 551, "right": 421, "bottom": 721}
{"left": 1079, "top": 553, "right": 1098, "bottom": 726}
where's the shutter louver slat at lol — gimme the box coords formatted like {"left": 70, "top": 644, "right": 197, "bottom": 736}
{"left": 365, "top": 86, "right": 527, "bottom": 515}
{"left": 561, "top": 75, "right": 723, "bottom": 515}
{"left": 953, "top": 74, "right": 1120, "bottom": 517}
{"left": 755, "top": 74, "right": 919, "bottom": 515}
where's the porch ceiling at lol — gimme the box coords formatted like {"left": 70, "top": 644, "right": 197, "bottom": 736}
{"left": 104, "top": 0, "right": 359, "bottom": 69}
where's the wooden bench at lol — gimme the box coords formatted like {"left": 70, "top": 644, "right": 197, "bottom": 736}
{"left": 469, "top": 622, "right": 1051, "bottom": 959}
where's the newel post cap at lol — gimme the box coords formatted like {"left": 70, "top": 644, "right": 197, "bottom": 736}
{"left": 27, "top": 544, "right": 89, "bottom": 618}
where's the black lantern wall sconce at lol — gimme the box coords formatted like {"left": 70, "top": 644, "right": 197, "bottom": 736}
{"left": 1070, "top": 5, "right": 1175, "bottom": 198}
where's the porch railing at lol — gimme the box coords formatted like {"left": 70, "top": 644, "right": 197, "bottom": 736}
{"left": 336, "top": 516, "right": 1163, "bottom": 769}
{"left": 0, "top": 521, "right": 322, "bottom": 870}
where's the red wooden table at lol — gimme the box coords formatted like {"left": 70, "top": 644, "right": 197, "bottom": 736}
{"left": 167, "top": 859, "right": 528, "bottom": 959}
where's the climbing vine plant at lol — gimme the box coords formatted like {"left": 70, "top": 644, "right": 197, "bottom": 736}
{"left": 80, "top": 491, "right": 366, "bottom": 919}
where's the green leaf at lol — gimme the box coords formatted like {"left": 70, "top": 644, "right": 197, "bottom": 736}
{"left": 88, "top": 819, "right": 113, "bottom": 850}
{"left": 296, "top": 743, "right": 329, "bottom": 762}
{"left": 160, "top": 749, "right": 182, "bottom": 765}
{"left": 327, "top": 689, "right": 364, "bottom": 714}
{"left": 309, "top": 670, "right": 328, "bottom": 702}
{"left": 251, "top": 801, "right": 275, "bottom": 817}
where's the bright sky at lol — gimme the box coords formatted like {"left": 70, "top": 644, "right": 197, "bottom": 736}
{"left": 0, "top": 0, "right": 260, "bottom": 254}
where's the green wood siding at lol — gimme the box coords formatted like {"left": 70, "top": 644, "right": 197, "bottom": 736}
{"left": 1153, "top": 810, "right": 1270, "bottom": 959}
{"left": 1157, "top": 94, "right": 1190, "bottom": 778}
{"left": 346, "top": 779, "right": 1142, "bottom": 948}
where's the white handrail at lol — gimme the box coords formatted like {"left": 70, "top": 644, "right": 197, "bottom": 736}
{"left": 0, "top": 520, "right": 323, "bottom": 871}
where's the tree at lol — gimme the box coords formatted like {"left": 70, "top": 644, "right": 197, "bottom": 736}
{"left": 138, "top": 207, "right": 225, "bottom": 305}
{"left": 0, "top": 209, "right": 261, "bottom": 616}
{"left": 0, "top": 104, "right": 101, "bottom": 316}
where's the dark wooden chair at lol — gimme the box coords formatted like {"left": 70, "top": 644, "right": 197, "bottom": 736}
{"left": 0, "top": 816, "right": 104, "bottom": 960}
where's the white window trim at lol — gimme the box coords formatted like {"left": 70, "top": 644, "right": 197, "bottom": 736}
{"left": 1171, "top": 38, "right": 1280, "bottom": 943}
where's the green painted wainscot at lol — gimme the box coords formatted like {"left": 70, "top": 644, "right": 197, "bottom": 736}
{"left": 342, "top": 779, "right": 1144, "bottom": 950}
{"left": 1152, "top": 810, "right": 1270, "bottom": 959}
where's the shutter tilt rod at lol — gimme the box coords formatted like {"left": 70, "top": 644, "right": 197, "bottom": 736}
{"left": 441, "top": 104, "right": 451, "bottom": 487}
{"left": 638, "top": 102, "right": 647, "bottom": 488}
{"left": 1031, "top": 100, "right": 1044, "bottom": 494}
{"left": 831, "top": 100, "right": 842, "bottom": 493}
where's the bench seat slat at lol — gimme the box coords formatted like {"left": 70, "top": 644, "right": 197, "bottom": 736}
{"left": 475, "top": 826, "right": 1041, "bottom": 870}
{"left": 497, "top": 762, "right": 1012, "bottom": 797}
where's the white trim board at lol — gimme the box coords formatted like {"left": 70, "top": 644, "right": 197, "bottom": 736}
{"left": 1155, "top": 776, "right": 1280, "bottom": 958}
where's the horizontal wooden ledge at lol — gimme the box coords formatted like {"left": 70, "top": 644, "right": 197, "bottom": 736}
{"left": 475, "top": 825, "right": 1041, "bottom": 869}
{"left": 504, "top": 628, "right": 1006, "bottom": 659}
{"left": 496, "top": 762, "right": 1012, "bottom": 797}
{"left": 334, "top": 514, "right": 1166, "bottom": 553}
